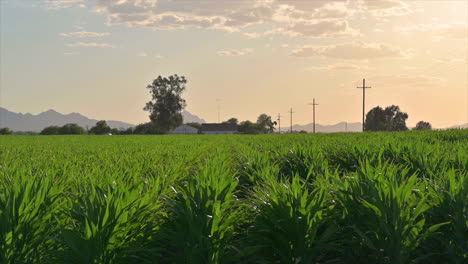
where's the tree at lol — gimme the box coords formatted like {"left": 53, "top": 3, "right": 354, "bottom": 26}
{"left": 414, "top": 121, "right": 432, "bottom": 130}
{"left": 110, "top": 128, "right": 120, "bottom": 135}
{"left": 0, "top": 128, "right": 13, "bottom": 135}
{"left": 119, "top": 127, "right": 134, "bottom": 135}
{"left": 223, "top": 118, "right": 239, "bottom": 126}
{"left": 238, "top": 120, "right": 261, "bottom": 134}
{"left": 40, "top": 126, "right": 60, "bottom": 135}
{"left": 364, "top": 105, "right": 408, "bottom": 132}
{"left": 89, "top": 121, "right": 111, "bottom": 135}
{"left": 144, "top": 75, "right": 187, "bottom": 133}
{"left": 58, "top": 123, "right": 85, "bottom": 135}
{"left": 133, "top": 122, "right": 161, "bottom": 135}
{"left": 256, "top": 114, "right": 275, "bottom": 134}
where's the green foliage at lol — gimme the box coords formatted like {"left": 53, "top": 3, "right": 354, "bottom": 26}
{"left": 414, "top": 121, "right": 432, "bottom": 130}
{"left": 223, "top": 118, "right": 239, "bottom": 126}
{"left": 0, "top": 128, "right": 13, "bottom": 135}
{"left": 0, "top": 130, "right": 467, "bottom": 263}
{"left": 144, "top": 75, "right": 187, "bottom": 133}
{"left": 247, "top": 175, "right": 337, "bottom": 263}
{"left": 40, "top": 124, "right": 86, "bottom": 135}
{"left": 59, "top": 123, "right": 86, "bottom": 135}
{"left": 365, "top": 105, "right": 409, "bottom": 131}
{"left": 90, "top": 120, "right": 111, "bottom": 135}
{"left": 133, "top": 122, "right": 163, "bottom": 134}
{"left": 40, "top": 126, "right": 61, "bottom": 135}
{"left": 256, "top": 114, "right": 275, "bottom": 134}
{"left": 238, "top": 120, "right": 261, "bottom": 134}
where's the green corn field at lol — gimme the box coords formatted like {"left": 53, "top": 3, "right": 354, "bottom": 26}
{"left": 0, "top": 130, "right": 467, "bottom": 264}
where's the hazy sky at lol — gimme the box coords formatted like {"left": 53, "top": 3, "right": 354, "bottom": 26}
{"left": 1, "top": 0, "right": 467, "bottom": 128}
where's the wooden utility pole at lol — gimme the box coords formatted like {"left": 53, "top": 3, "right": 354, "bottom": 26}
{"left": 277, "top": 113, "right": 283, "bottom": 134}
{"left": 216, "top": 99, "right": 221, "bottom": 123}
{"left": 309, "top": 98, "right": 319, "bottom": 134}
{"left": 289, "top": 108, "right": 294, "bottom": 133}
{"left": 357, "top": 79, "right": 371, "bottom": 132}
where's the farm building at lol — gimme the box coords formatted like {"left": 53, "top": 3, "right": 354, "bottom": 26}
{"left": 170, "top": 125, "right": 198, "bottom": 134}
{"left": 201, "top": 123, "right": 237, "bottom": 134}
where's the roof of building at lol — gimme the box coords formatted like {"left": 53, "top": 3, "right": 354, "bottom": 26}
{"left": 201, "top": 123, "right": 237, "bottom": 132}
{"left": 171, "top": 125, "right": 198, "bottom": 133}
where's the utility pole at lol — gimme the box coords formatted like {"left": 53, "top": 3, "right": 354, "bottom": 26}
{"left": 216, "top": 99, "right": 221, "bottom": 123}
{"left": 289, "top": 108, "right": 294, "bottom": 133}
{"left": 309, "top": 98, "right": 319, "bottom": 134}
{"left": 357, "top": 79, "right": 371, "bottom": 132}
{"left": 277, "top": 113, "right": 283, "bottom": 134}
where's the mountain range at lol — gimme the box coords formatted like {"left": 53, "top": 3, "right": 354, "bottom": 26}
{"left": 0, "top": 108, "right": 205, "bottom": 132}
{"left": 292, "top": 122, "right": 362, "bottom": 133}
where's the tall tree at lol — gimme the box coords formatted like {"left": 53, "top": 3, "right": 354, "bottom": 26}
{"left": 144, "top": 75, "right": 187, "bottom": 133}
{"left": 413, "top": 121, "right": 432, "bottom": 130}
{"left": 257, "top": 114, "right": 275, "bottom": 134}
{"left": 89, "top": 121, "right": 111, "bottom": 135}
{"left": 364, "top": 105, "right": 408, "bottom": 131}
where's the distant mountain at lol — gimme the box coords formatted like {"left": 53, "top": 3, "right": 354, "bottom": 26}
{"left": 0, "top": 107, "right": 134, "bottom": 132}
{"left": 448, "top": 123, "right": 468, "bottom": 129}
{"left": 182, "top": 110, "right": 206, "bottom": 123}
{"left": 291, "top": 122, "right": 363, "bottom": 133}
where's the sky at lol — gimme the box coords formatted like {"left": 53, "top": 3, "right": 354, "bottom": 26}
{"left": 0, "top": 0, "right": 467, "bottom": 128}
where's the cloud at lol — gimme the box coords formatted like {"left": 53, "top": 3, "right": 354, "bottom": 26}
{"left": 60, "top": 31, "right": 110, "bottom": 37}
{"left": 291, "top": 42, "right": 409, "bottom": 60}
{"left": 358, "top": 0, "right": 411, "bottom": 16}
{"left": 136, "top": 52, "right": 148, "bottom": 57}
{"left": 441, "top": 25, "right": 467, "bottom": 39}
{"left": 242, "top": 32, "right": 261, "bottom": 39}
{"left": 45, "top": 0, "right": 84, "bottom": 9}
{"left": 269, "top": 19, "right": 359, "bottom": 38}
{"left": 308, "top": 63, "right": 361, "bottom": 71}
{"left": 396, "top": 23, "right": 467, "bottom": 39}
{"left": 217, "top": 48, "right": 253, "bottom": 57}
{"left": 63, "top": 52, "right": 80, "bottom": 56}
{"left": 65, "top": 42, "right": 116, "bottom": 48}
{"left": 154, "top": 55, "right": 163, "bottom": 59}
{"left": 58, "top": 0, "right": 356, "bottom": 36}
{"left": 370, "top": 74, "right": 445, "bottom": 89}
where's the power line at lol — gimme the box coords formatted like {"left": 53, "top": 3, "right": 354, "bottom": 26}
{"left": 289, "top": 107, "right": 295, "bottom": 134}
{"left": 308, "top": 98, "right": 319, "bottom": 134}
{"left": 357, "top": 79, "right": 371, "bottom": 132}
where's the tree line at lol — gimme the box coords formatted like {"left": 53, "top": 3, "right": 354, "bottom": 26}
{"left": 0, "top": 74, "right": 436, "bottom": 135}
{"left": 39, "top": 121, "right": 132, "bottom": 135}
{"left": 364, "top": 105, "right": 432, "bottom": 132}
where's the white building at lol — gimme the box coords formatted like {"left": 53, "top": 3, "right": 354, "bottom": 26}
{"left": 201, "top": 123, "right": 237, "bottom": 135}
{"left": 170, "top": 125, "right": 198, "bottom": 134}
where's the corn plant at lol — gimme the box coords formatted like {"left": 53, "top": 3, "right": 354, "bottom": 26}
{"left": 247, "top": 174, "right": 337, "bottom": 263}
{"left": 335, "top": 162, "right": 448, "bottom": 264}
